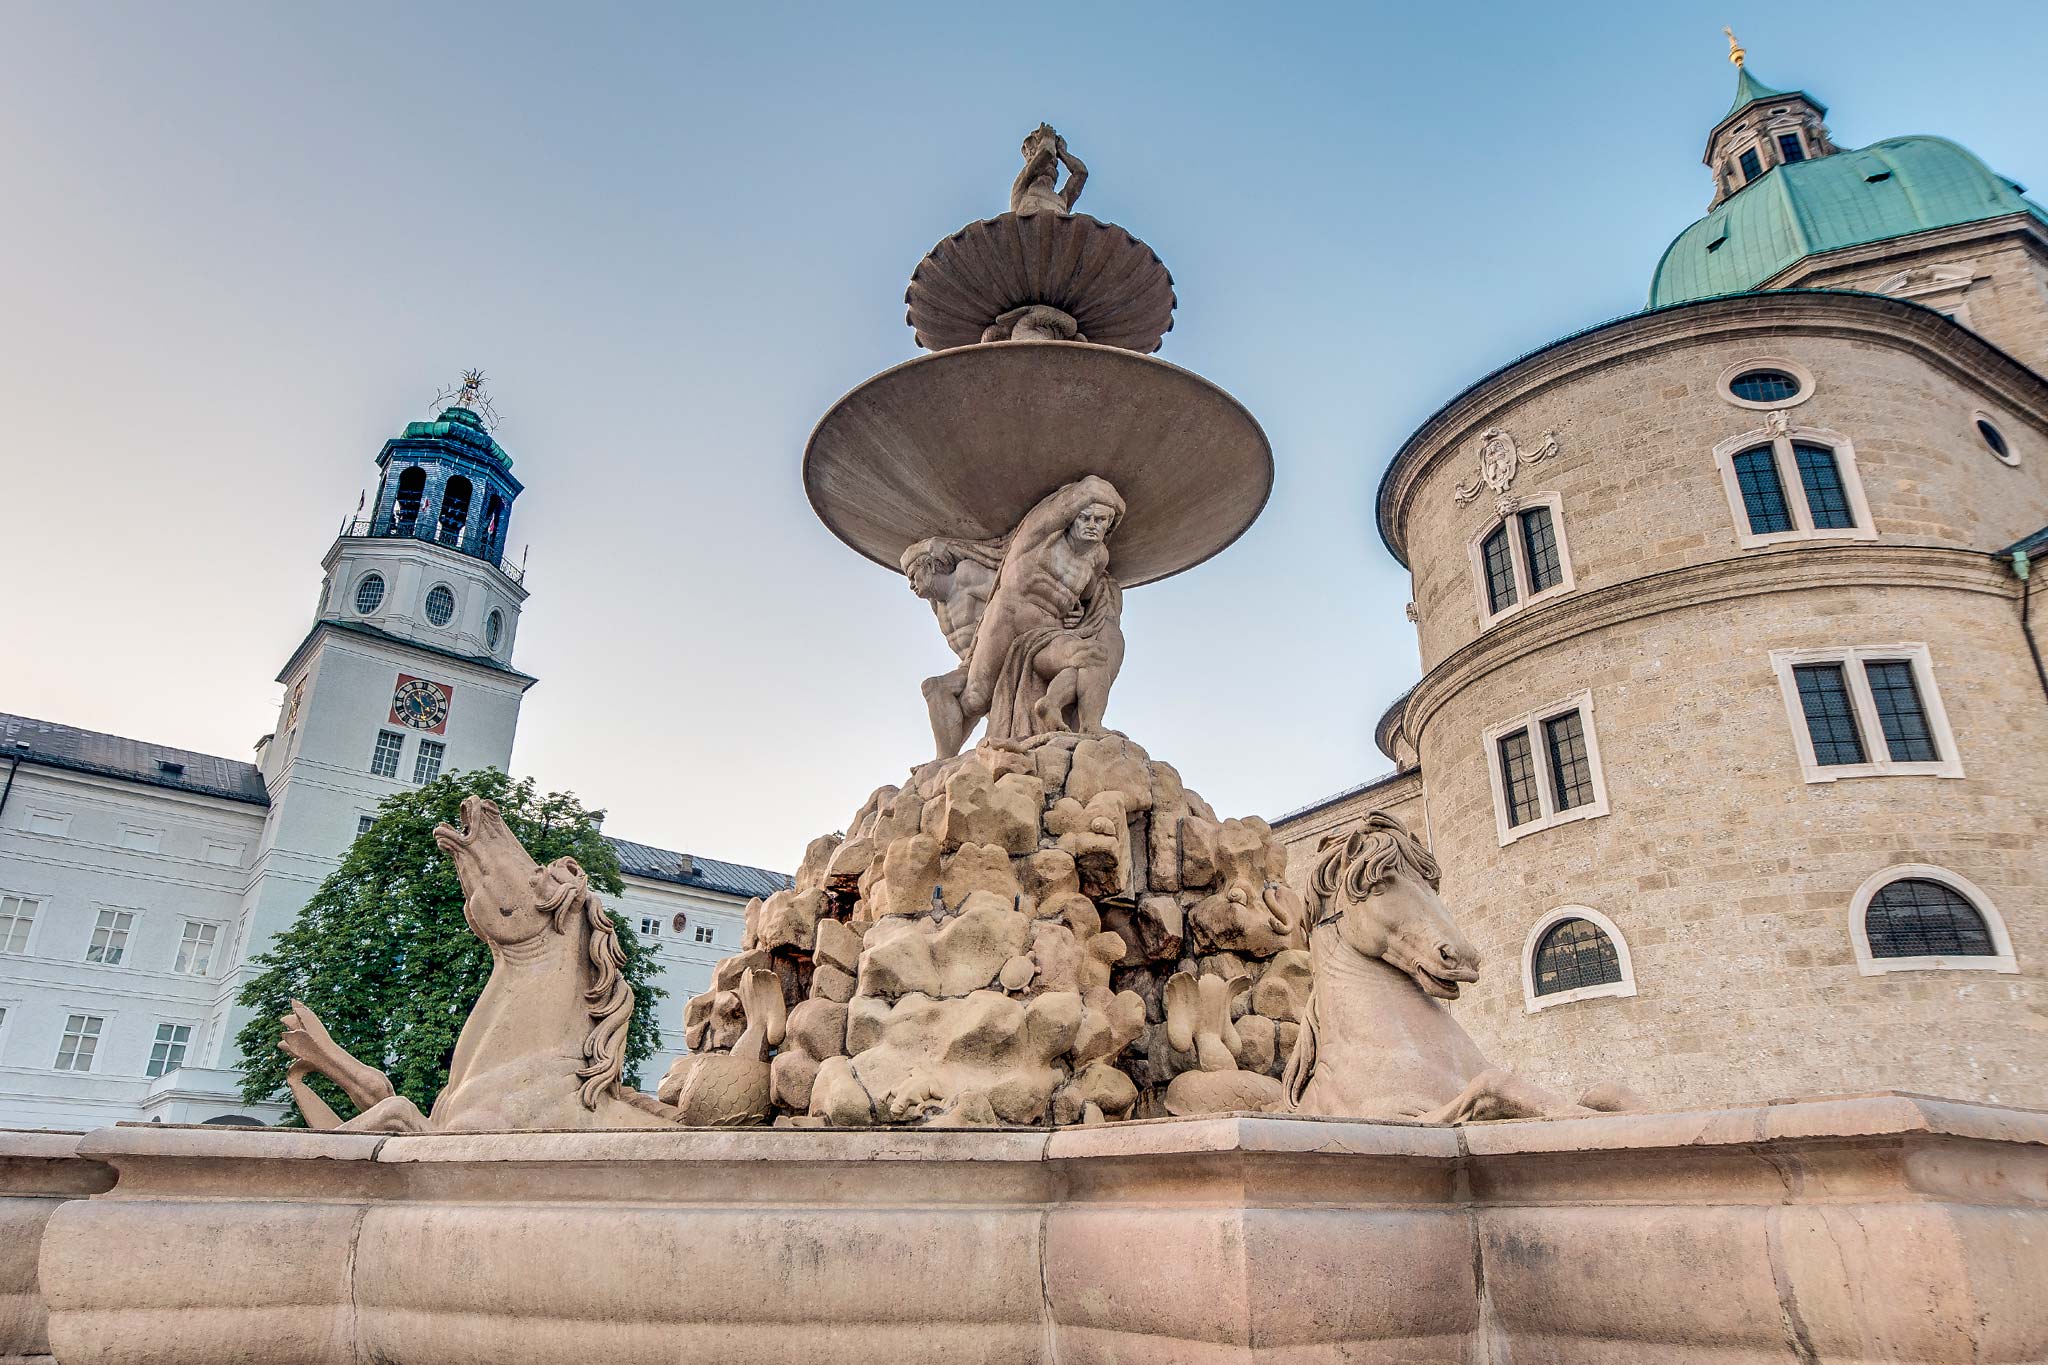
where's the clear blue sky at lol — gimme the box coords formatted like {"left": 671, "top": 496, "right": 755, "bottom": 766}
{"left": 4, "top": 3, "right": 2043, "bottom": 869}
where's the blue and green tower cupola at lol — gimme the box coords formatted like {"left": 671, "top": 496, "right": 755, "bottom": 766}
{"left": 1651, "top": 31, "right": 2048, "bottom": 309}
{"left": 366, "top": 371, "right": 524, "bottom": 565}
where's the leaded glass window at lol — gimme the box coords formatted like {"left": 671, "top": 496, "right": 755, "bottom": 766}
{"left": 1520, "top": 506, "right": 1562, "bottom": 593}
{"left": 1545, "top": 710, "right": 1595, "bottom": 811}
{"left": 1864, "top": 660, "right": 1938, "bottom": 762}
{"left": 1497, "top": 730, "right": 1541, "bottom": 827}
{"left": 1481, "top": 525, "right": 1517, "bottom": 614}
{"left": 370, "top": 731, "right": 404, "bottom": 779}
{"left": 1728, "top": 369, "right": 1801, "bottom": 403}
{"left": 1776, "top": 133, "right": 1806, "bottom": 164}
{"left": 354, "top": 573, "right": 385, "bottom": 614}
{"left": 1865, "top": 879, "right": 1994, "bottom": 958}
{"left": 1793, "top": 443, "right": 1855, "bottom": 529}
{"left": 424, "top": 584, "right": 456, "bottom": 627}
{"left": 1532, "top": 918, "right": 1622, "bottom": 996}
{"left": 1732, "top": 446, "right": 1794, "bottom": 534}
{"left": 1792, "top": 664, "right": 1866, "bottom": 765}
{"left": 1739, "top": 147, "right": 1763, "bottom": 182}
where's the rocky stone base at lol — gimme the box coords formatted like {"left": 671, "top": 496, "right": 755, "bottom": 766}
{"left": 20, "top": 1094, "right": 2048, "bottom": 1363}
{"left": 671, "top": 732, "right": 1311, "bottom": 1126}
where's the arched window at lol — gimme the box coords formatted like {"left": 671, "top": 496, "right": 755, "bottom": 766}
{"left": 1850, "top": 865, "right": 2016, "bottom": 976}
{"left": 439, "top": 476, "right": 473, "bottom": 546}
{"left": 392, "top": 467, "right": 426, "bottom": 533}
{"left": 1521, "top": 906, "right": 1636, "bottom": 1012}
{"left": 424, "top": 584, "right": 456, "bottom": 627}
{"left": 1467, "top": 492, "right": 1574, "bottom": 626}
{"left": 1712, "top": 422, "right": 1873, "bottom": 549}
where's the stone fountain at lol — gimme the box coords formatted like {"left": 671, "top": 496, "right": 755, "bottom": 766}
{"left": 7, "top": 127, "right": 2046, "bottom": 1365}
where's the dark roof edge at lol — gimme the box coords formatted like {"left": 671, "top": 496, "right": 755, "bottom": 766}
{"left": 1271, "top": 766, "right": 1421, "bottom": 827}
{"left": 1374, "top": 289, "right": 2048, "bottom": 567}
{"left": 1372, "top": 685, "right": 1416, "bottom": 764}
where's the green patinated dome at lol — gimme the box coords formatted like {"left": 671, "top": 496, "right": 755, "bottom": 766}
{"left": 398, "top": 403, "right": 513, "bottom": 469}
{"left": 1651, "top": 135, "right": 2047, "bottom": 308}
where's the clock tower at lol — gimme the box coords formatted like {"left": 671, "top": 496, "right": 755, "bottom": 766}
{"left": 202, "top": 374, "right": 539, "bottom": 1066}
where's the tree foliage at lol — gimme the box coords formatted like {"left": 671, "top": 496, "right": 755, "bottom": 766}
{"left": 236, "top": 769, "right": 664, "bottom": 1124}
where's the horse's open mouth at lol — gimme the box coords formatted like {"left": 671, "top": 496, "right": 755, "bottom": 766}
{"left": 1407, "top": 962, "right": 1479, "bottom": 1000}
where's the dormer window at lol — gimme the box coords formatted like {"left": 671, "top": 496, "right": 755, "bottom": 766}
{"left": 1776, "top": 133, "right": 1805, "bottom": 164}
{"left": 1738, "top": 148, "right": 1763, "bottom": 183}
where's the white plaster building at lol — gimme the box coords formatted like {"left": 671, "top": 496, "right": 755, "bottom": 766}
{"left": 0, "top": 381, "right": 787, "bottom": 1130}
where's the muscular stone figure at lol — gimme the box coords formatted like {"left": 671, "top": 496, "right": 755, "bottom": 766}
{"left": 1011, "top": 123, "right": 1088, "bottom": 217}
{"left": 956, "top": 476, "right": 1126, "bottom": 744}
{"left": 902, "top": 536, "right": 1002, "bottom": 759}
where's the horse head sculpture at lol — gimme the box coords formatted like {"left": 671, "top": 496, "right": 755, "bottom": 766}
{"left": 280, "top": 796, "right": 677, "bottom": 1132}
{"left": 1306, "top": 813, "right": 1479, "bottom": 1001}
{"left": 1282, "top": 810, "right": 1640, "bottom": 1124}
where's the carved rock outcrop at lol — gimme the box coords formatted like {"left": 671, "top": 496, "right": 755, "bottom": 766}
{"left": 681, "top": 731, "right": 1308, "bottom": 1126}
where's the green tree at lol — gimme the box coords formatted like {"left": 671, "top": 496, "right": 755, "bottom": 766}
{"left": 236, "top": 768, "right": 665, "bottom": 1125}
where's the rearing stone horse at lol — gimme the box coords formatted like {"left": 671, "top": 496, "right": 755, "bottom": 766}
{"left": 1282, "top": 812, "right": 1637, "bottom": 1124}
{"left": 279, "top": 796, "right": 679, "bottom": 1131}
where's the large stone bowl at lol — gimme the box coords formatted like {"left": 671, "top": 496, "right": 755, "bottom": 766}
{"left": 803, "top": 341, "right": 1272, "bottom": 588}
{"left": 905, "top": 212, "right": 1176, "bottom": 354}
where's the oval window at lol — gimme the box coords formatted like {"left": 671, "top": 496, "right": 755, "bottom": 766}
{"left": 424, "top": 585, "right": 456, "bottom": 627}
{"left": 485, "top": 609, "right": 503, "bottom": 650}
{"left": 1977, "top": 419, "right": 2013, "bottom": 463}
{"left": 354, "top": 573, "right": 385, "bottom": 614}
{"left": 1729, "top": 369, "right": 1802, "bottom": 404}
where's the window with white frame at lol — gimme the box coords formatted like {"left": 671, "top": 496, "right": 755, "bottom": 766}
{"left": 1484, "top": 692, "right": 1609, "bottom": 845}
{"left": 413, "top": 740, "right": 445, "bottom": 785}
{"left": 174, "top": 921, "right": 220, "bottom": 976}
{"left": 638, "top": 916, "right": 661, "bottom": 938}
{"left": 1521, "top": 906, "right": 1637, "bottom": 1012}
{"left": 694, "top": 925, "right": 715, "bottom": 944}
{"left": 54, "top": 1014, "right": 104, "bottom": 1072}
{"left": 0, "top": 894, "right": 38, "bottom": 954}
{"left": 1848, "top": 865, "right": 2016, "bottom": 976}
{"left": 146, "top": 1022, "right": 193, "bottom": 1078}
{"left": 85, "top": 909, "right": 136, "bottom": 965}
{"left": 1468, "top": 494, "right": 1574, "bottom": 625}
{"left": 370, "top": 730, "right": 405, "bottom": 779}
{"left": 1769, "top": 645, "right": 1962, "bottom": 783}
{"left": 356, "top": 815, "right": 376, "bottom": 838}
{"left": 1712, "top": 422, "right": 1874, "bottom": 549}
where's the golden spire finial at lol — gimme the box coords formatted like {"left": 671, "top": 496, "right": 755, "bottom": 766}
{"left": 1723, "top": 26, "right": 1746, "bottom": 68}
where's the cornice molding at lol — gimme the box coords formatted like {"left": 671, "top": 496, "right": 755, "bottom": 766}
{"left": 1764, "top": 213, "right": 2048, "bottom": 287}
{"left": 1377, "top": 290, "right": 2048, "bottom": 566}
{"left": 1405, "top": 544, "right": 2015, "bottom": 744}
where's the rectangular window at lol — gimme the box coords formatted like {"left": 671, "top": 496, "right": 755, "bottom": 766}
{"left": 1864, "top": 660, "right": 1939, "bottom": 762}
{"left": 146, "top": 1023, "right": 192, "bottom": 1078}
{"left": 639, "top": 916, "right": 661, "bottom": 937}
{"left": 1496, "top": 730, "right": 1542, "bottom": 828}
{"left": 1777, "top": 133, "right": 1806, "bottom": 164}
{"left": 1772, "top": 646, "right": 1961, "bottom": 782}
{"left": 1739, "top": 147, "right": 1763, "bottom": 182}
{"left": 1481, "top": 524, "right": 1518, "bottom": 614}
{"left": 356, "top": 815, "right": 376, "bottom": 837}
{"left": 413, "top": 740, "right": 445, "bottom": 784}
{"left": 85, "top": 909, "right": 135, "bottom": 966}
{"left": 174, "top": 921, "right": 220, "bottom": 976}
{"left": 0, "top": 895, "right": 38, "bottom": 954}
{"left": 54, "top": 1014, "right": 104, "bottom": 1072}
{"left": 694, "top": 925, "right": 715, "bottom": 944}
{"left": 1792, "top": 443, "right": 1855, "bottom": 529}
{"left": 370, "top": 731, "right": 404, "bottom": 779}
{"left": 1486, "top": 693, "right": 1609, "bottom": 845}
{"left": 1544, "top": 710, "right": 1595, "bottom": 811}
{"left": 1519, "top": 505, "right": 1563, "bottom": 593}
{"left": 1731, "top": 447, "right": 1795, "bottom": 534}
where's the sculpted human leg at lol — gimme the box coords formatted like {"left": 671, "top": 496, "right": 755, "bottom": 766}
{"left": 921, "top": 666, "right": 973, "bottom": 758}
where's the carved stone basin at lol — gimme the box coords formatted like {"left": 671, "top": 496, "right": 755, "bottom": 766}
{"left": 803, "top": 341, "right": 1273, "bottom": 587}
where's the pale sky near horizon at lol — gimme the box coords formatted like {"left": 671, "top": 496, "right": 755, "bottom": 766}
{"left": 4, "top": 3, "right": 2044, "bottom": 871}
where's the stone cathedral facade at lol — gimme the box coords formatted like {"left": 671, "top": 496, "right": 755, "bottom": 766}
{"left": 1275, "top": 54, "right": 2048, "bottom": 1110}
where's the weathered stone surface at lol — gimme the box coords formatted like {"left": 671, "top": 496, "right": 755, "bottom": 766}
{"left": 756, "top": 887, "right": 828, "bottom": 953}
{"left": 937, "top": 842, "right": 1023, "bottom": 908}
{"left": 924, "top": 765, "right": 1043, "bottom": 856}
{"left": 813, "top": 917, "right": 863, "bottom": 977}
{"left": 1066, "top": 734, "right": 1153, "bottom": 812}
{"left": 1047, "top": 792, "right": 1130, "bottom": 899}
{"left": 877, "top": 834, "right": 942, "bottom": 920}
{"left": 811, "top": 963, "right": 857, "bottom": 1004}
{"left": 787, "top": 999, "right": 849, "bottom": 1062}
{"left": 932, "top": 895, "right": 1032, "bottom": 997}
{"left": 856, "top": 918, "right": 941, "bottom": 1000}
{"left": 769, "top": 1050, "right": 819, "bottom": 1113}
{"left": 794, "top": 833, "right": 841, "bottom": 894}
{"left": 1104, "top": 894, "right": 1183, "bottom": 963}
{"left": 1015, "top": 848, "right": 1079, "bottom": 901}
{"left": 1232, "top": 1014, "right": 1277, "bottom": 1076}
{"left": 1251, "top": 950, "right": 1312, "bottom": 1023}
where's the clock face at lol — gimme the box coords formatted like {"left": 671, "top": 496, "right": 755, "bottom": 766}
{"left": 390, "top": 676, "right": 451, "bottom": 733}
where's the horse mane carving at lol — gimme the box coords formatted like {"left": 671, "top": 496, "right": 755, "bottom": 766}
{"left": 1306, "top": 811, "right": 1440, "bottom": 926}
{"left": 536, "top": 860, "right": 635, "bottom": 1110}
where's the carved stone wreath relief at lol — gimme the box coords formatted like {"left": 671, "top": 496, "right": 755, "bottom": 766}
{"left": 1451, "top": 427, "right": 1561, "bottom": 515}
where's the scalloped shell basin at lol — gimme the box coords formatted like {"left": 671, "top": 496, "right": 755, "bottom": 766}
{"left": 804, "top": 342, "right": 1272, "bottom": 588}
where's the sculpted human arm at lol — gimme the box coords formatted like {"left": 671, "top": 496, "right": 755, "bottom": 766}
{"left": 1008, "top": 475, "right": 1123, "bottom": 555}
{"left": 1011, "top": 141, "right": 1057, "bottom": 212}
{"left": 1057, "top": 141, "right": 1088, "bottom": 211}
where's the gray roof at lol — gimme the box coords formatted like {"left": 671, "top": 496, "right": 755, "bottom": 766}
{"left": 1271, "top": 767, "right": 1416, "bottom": 827}
{"left": 0, "top": 713, "right": 270, "bottom": 806}
{"left": 606, "top": 836, "right": 793, "bottom": 902}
